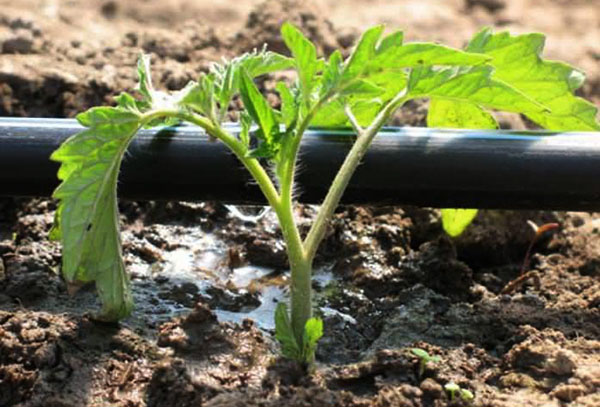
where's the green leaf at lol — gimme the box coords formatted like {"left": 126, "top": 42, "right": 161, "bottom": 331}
{"left": 460, "top": 389, "right": 475, "bottom": 402}
{"left": 441, "top": 209, "right": 478, "bottom": 237}
{"left": 281, "top": 22, "right": 318, "bottom": 101}
{"left": 51, "top": 106, "right": 141, "bottom": 320}
{"left": 445, "top": 382, "right": 461, "bottom": 393}
{"left": 216, "top": 62, "right": 237, "bottom": 115}
{"left": 302, "top": 317, "right": 323, "bottom": 364}
{"left": 240, "top": 50, "right": 294, "bottom": 78}
{"left": 376, "top": 30, "right": 404, "bottom": 54}
{"left": 411, "top": 348, "right": 430, "bottom": 359}
{"left": 131, "top": 54, "right": 180, "bottom": 127}
{"left": 178, "top": 73, "right": 216, "bottom": 118}
{"left": 428, "top": 98, "right": 493, "bottom": 238}
{"left": 114, "top": 92, "right": 143, "bottom": 113}
{"left": 367, "top": 70, "right": 409, "bottom": 101}
{"left": 466, "top": 28, "right": 600, "bottom": 130}
{"left": 427, "top": 99, "right": 498, "bottom": 129}
{"left": 275, "top": 304, "right": 322, "bottom": 364}
{"left": 136, "top": 53, "right": 154, "bottom": 103}
{"left": 211, "top": 49, "right": 294, "bottom": 122}
{"left": 311, "top": 98, "right": 381, "bottom": 128}
{"left": 239, "top": 69, "right": 280, "bottom": 159}
{"left": 276, "top": 81, "right": 297, "bottom": 127}
{"left": 340, "top": 79, "right": 385, "bottom": 97}
{"left": 320, "top": 50, "right": 343, "bottom": 97}
{"left": 371, "top": 42, "right": 491, "bottom": 69}
{"left": 275, "top": 302, "right": 301, "bottom": 360}
{"left": 239, "top": 111, "right": 252, "bottom": 147}
{"left": 409, "top": 65, "right": 547, "bottom": 114}
{"left": 342, "top": 25, "right": 385, "bottom": 81}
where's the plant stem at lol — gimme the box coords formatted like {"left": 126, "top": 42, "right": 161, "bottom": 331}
{"left": 142, "top": 110, "right": 281, "bottom": 210}
{"left": 303, "top": 90, "right": 409, "bottom": 260}
{"left": 277, "top": 175, "right": 310, "bottom": 344}
{"left": 143, "top": 109, "right": 311, "bottom": 343}
{"left": 289, "top": 255, "right": 313, "bottom": 345}
{"left": 275, "top": 97, "right": 331, "bottom": 343}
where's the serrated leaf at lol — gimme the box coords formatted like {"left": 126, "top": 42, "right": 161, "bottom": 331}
{"left": 247, "top": 141, "right": 279, "bottom": 159}
{"left": 211, "top": 49, "right": 294, "bottom": 122}
{"left": 275, "top": 302, "right": 301, "bottom": 360}
{"left": 466, "top": 28, "right": 600, "bottom": 130}
{"left": 51, "top": 106, "right": 141, "bottom": 320}
{"left": 409, "top": 65, "right": 547, "bottom": 114}
{"left": 342, "top": 25, "right": 385, "bottom": 81}
{"left": 276, "top": 81, "right": 297, "bottom": 127}
{"left": 114, "top": 92, "right": 142, "bottom": 113}
{"left": 315, "top": 35, "right": 491, "bottom": 127}
{"left": 302, "top": 317, "right": 323, "bottom": 364}
{"left": 132, "top": 54, "right": 182, "bottom": 127}
{"left": 241, "top": 50, "right": 294, "bottom": 78}
{"left": 441, "top": 209, "right": 478, "bottom": 237}
{"left": 281, "top": 22, "right": 318, "bottom": 101}
{"left": 376, "top": 30, "right": 404, "bottom": 54}
{"left": 178, "top": 73, "right": 216, "bottom": 118}
{"left": 320, "top": 50, "right": 343, "bottom": 97}
{"left": 239, "top": 69, "right": 280, "bottom": 159}
{"left": 217, "top": 62, "right": 236, "bottom": 113}
{"left": 239, "top": 111, "right": 252, "bottom": 147}
{"left": 136, "top": 54, "right": 154, "bottom": 103}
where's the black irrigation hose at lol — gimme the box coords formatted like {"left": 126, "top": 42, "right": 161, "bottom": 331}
{"left": 1, "top": 117, "right": 600, "bottom": 210}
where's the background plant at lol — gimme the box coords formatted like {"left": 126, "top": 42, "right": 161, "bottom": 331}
{"left": 438, "top": 29, "right": 600, "bottom": 237}
{"left": 50, "top": 23, "right": 599, "bottom": 364}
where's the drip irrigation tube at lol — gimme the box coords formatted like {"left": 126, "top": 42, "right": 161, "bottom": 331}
{"left": 1, "top": 117, "right": 600, "bottom": 210}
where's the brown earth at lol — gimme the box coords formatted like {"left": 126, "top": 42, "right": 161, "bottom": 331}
{"left": 1, "top": 0, "right": 599, "bottom": 406}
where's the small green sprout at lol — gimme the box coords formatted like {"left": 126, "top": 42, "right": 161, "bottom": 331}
{"left": 445, "top": 382, "right": 461, "bottom": 401}
{"left": 460, "top": 388, "right": 475, "bottom": 403}
{"left": 445, "top": 382, "right": 475, "bottom": 404}
{"left": 411, "top": 348, "right": 441, "bottom": 376}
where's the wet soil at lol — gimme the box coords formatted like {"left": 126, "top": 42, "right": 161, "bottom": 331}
{"left": 1, "top": 1, "right": 599, "bottom": 406}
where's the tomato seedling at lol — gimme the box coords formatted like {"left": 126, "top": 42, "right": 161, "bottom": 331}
{"left": 411, "top": 348, "right": 441, "bottom": 377}
{"left": 445, "top": 382, "right": 475, "bottom": 404}
{"left": 50, "top": 23, "right": 599, "bottom": 365}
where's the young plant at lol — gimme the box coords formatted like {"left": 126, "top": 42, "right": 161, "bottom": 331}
{"left": 445, "top": 382, "right": 461, "bottom": 402}
{"left": 445, "top": 382, "right": 475, "bottom": 404}
{"left": 411, "top": 348, "right": 441, "bottom": 377}
{"left": 460, "top": 388, "right": 475, "bottom": 403}
{"left": 50, "top": 23, "right": 599, "bottom": 365}
{"left": 440, "top": 29, "right": 600, "bottom": 237}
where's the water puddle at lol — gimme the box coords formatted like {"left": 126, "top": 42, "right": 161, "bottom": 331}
{"left": 126, "top": 210, "right": 353, "bottom": 333}
{"left": 215, "top": 285, "right": 284, "bottom": 331}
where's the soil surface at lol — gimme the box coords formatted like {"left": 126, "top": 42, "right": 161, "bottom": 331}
{"left": 1, "top": 1, "right": 599, "bottom": 406}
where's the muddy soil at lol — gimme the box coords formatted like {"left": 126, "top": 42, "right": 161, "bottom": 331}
{"left": 1, "top": 1, "right": 599, "bottom": 406}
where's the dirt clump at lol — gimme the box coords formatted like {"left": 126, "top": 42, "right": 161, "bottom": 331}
{"left": 233, "top": 0, "right": 340, "bottom": 56}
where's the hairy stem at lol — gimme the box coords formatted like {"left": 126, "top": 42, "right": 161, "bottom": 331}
{"left": 142, "top": 110, "right": 281, "bottom": 210}
{"left": 144, "top": 109, "right": 312, "bottom": 342}
{"left": 275, "top": 97, "right": 333, "bottom": 344}
{"left": 303, "top": 90, "right": 409, "bottom": 260}
{"left": 288, "top": 247, "right": 313, "bottom": 345}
